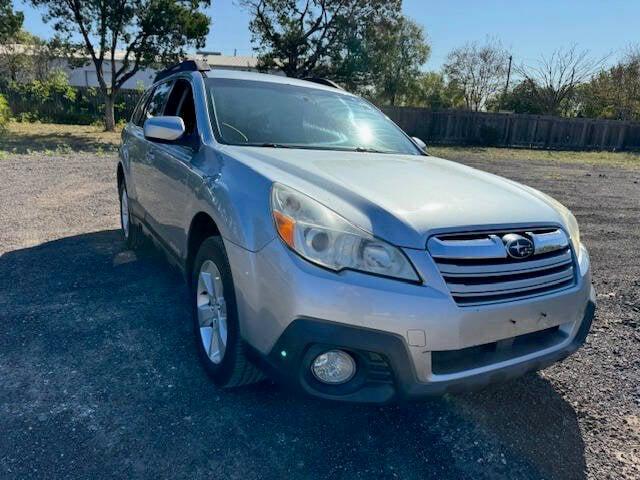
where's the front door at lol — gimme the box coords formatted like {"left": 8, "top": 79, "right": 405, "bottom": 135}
{"left": 130, "top": 80, "right": 173, "bottom": 235}
{"left": 138, "top": 78, "right": 200, "bottom": 258}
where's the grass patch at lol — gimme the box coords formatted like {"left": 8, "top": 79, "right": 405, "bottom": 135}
{"left": 0, "top": 122, "right": 122, "bottom": 156}
{"left": 430, "top": 145, "right": 640, "bottom": 169}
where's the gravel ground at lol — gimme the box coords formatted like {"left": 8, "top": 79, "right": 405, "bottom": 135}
{"left": 0, "top": 151, "right": 638, "bottom": 479}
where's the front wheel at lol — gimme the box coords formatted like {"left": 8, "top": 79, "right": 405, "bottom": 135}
{"left": 118, "top": 181, "right": 144, "bottom": 249}
{"left": 191, "top": 236, "right": 263, "bottom": 388}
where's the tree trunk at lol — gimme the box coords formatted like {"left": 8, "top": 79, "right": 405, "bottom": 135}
{"left": 104, "top": 94, "right": 116, "bottom": 131}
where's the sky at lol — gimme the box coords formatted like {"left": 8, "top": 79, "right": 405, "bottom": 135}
{"left": 15, "top": 0, "right": 639, "bottom": 70}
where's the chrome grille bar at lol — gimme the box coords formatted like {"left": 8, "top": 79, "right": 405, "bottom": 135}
{"left": 446, "top": 266, "right": 574, "bottom": 295}
{"left": 428, "top": 228, "right": 577, "bottom": 306}
{"left": 437, "top": 249, "right": 572, "bottom": 276}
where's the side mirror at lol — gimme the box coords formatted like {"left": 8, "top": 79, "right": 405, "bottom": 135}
{"left": 412, "top": 137, "right": 428, "bottom": 152}
{"left": 144, "top": 116, "right": 185, "bottom": 142}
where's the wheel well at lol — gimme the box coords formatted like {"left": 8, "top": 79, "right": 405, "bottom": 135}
{"left": 117, "top": 163, "right": 124, "bottom": 189}
{"left": 187, "top": 212, "right": 221, "bottom": 281}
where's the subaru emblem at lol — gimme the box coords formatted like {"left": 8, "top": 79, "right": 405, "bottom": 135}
{"left": 502, "top": 234, "right": 534, "bottom": 259}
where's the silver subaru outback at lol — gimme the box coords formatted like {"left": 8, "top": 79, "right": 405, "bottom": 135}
{"left": 117, "top": 60, "right": 596, "bottom": 403}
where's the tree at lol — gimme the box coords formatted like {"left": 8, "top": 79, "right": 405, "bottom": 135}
{"left": 29, "top": 0, "right": 211, "bottom": 130}
{"left": 0, "top": 0, "right": 23, "bottom": 42}
{"left": 371, "top": 16, "right": 429, "bottom": 106}
{"left": 0, "top": 30, "right": 61, "bottom": 82}
{"left": 0, "top": 30, "right": 32, "bottom": 82}
{"left": 576, "top": 49, "right": 640, "bottom": 121}
{"left": 493, "top": 78, "right": 545, "bottom": 114}
{"left": 243, "top": 0, "right": 401, "bottom": 84}
{"left": 443, "top": 38, "right": 510, "bottom": 111}
{"left": 515, "top": 45, "right": 606, "bottom": 116}
{"left": 402, "top": 71, "right": 464, "bottom": 109}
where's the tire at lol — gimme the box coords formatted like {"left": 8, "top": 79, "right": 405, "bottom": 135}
{"left": 191, "top": 236, "right": 264, "bottom": 388}
{"left": 118, "top": 180, "right": 144, "bottom": 250}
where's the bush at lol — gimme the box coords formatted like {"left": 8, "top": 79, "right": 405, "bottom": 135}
{"left": 4, "top": 69, "right": 80, "bottom": 123}
{"left": 0, "top": 94, "right": 11, "bottom": 131}
{"left": 9, "top": 69, "right": 76, "bottom": 104}
{"left": 2, "top": 72, "right": 141, "bottom": 125}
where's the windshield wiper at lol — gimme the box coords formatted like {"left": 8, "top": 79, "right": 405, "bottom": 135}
{"left": 354, "top": 146, "right": 388, "bottom": 153}
{"left": 241, "top": 143, "right": 395, "bottom": 153}
{"left": 257, "top": 142, "right": 294, "bottom": 148}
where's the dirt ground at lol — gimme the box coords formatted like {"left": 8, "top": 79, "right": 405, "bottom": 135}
{"left": 1, "top": 143, "right": 639, "bottom": 479}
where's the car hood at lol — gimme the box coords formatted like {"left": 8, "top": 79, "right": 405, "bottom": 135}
{"left": 224, "top": 146, "right": 569, "bottom": 249}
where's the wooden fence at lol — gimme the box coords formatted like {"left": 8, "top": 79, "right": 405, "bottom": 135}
{"left": 382, "top": 107, "right": 640, "bottom": 151}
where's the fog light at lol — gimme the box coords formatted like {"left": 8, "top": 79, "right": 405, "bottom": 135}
{"left": 311, "top": 350, "right": 356, "bottom": 384}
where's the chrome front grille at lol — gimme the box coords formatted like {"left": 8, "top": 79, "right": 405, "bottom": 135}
{"left": 428, "top": 228, "right": 577, "bottom": 306}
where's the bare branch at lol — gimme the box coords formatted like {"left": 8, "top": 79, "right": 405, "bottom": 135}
{"left": 514, "top": 45, "right": 608, "bottom": 115}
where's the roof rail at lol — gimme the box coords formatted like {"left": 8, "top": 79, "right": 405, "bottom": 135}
{"left": 154, "top": 59, "right": 210, "bottom": 83}
{"left": 302, "top": 77, "right": 343, "bottom": 90}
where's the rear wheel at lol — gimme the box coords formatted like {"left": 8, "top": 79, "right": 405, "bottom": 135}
{"left": 192, "top": 236, "right": 263, "bottom": 387}
{"left": 118, "top": 181, "right": 144, "bottom": 249}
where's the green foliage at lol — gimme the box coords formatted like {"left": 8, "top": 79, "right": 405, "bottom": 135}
{"left": 401, "top": 72, "right": 465, "bottom": 109}
{"left": 0, "top": 0, "right": 24, "bottom": 42}
{"left": 2, "top": 71, "right": 141, "bottom": 125}
{"left": 8, "top": 69, "right": 76, "bottom": 104}
{"left": 492, "top": 79, "right": 545, "bottom": 114}
{"left": 576, "top": 56, "right": 640, "bottom": 121}
{"left": 244, "top": 0, "right": 402, "bottom": 81}
{"left": 369, "top": 16, "right": 430, "bottom": 105}
{"left": 29, "top": 0, "right": 211, "bottom": 86}
{"left": 134, "top": 80, "right": 146, "bottom": 93}
{"left": 0, "top": 30, "right": 61, "bottom": 83}
{"left": 0, "top": 93, "right": 11, "bottom": 131}
{"left": 244, "top": 1, "right": 431, "bottom": 103}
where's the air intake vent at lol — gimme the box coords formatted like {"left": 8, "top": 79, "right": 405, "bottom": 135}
{"left": 428, "top": 228, "right": 577, "bottom": 307}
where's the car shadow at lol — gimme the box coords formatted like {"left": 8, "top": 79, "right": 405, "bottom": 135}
{"left": 0, "top": 230, "right": 587, "bottom": 479}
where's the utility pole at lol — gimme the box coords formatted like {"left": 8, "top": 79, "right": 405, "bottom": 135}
{"left": 501, "top": 55, "right": 513, "bottom": 110}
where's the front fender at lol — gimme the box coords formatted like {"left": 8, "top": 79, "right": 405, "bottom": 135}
{"left": 188, "top": 148, "right": 276, "bottom": 252}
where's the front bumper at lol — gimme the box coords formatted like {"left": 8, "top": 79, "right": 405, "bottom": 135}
{"left": 260, "top": 300, "right": 595, "bottom": 403}
{"left": 225, "top": 237, "right": 595, "bottom": 403}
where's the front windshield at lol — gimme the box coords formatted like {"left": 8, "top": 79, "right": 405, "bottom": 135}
{"left": 206, "top": 78, "right": 421, "bottom": 155}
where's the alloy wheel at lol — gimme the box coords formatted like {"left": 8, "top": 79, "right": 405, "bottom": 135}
{"left": 120, "top": 188, "right": 130, "bottom": 239}
{"left": 196, "top": 260, "right": 228, "bottom": 364}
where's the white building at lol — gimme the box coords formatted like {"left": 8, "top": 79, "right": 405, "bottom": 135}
{"left": 0, "top": 46, "right": 264, "bottom": 89}
{"left": 67, "top": 51, "right": 262, "bottom": 89}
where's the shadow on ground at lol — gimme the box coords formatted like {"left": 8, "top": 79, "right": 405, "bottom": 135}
{"left": 0, "top": 231, "right": 586, "bottom": 479}
{"left": 0, "top": 131, "right": 118, "bottom": 155}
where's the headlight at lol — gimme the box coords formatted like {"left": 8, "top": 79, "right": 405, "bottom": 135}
{"left": 542, "top": 194, "right": 581, "bottom": 252}
{"left": 565, "top": 210, "right": 581, "bottom": 252}
{"left": 271, "top": 183, "right": 419, "bottom": 282}
{"left": 516, "top": 183, "right": 581, "bottom": 252}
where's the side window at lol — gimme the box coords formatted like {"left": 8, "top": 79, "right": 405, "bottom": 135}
{"left": 164, "top": 79, "right": 197, "bottom": 136}
{"left": 131, "top": 89, "right": 152, "bottom": 127}
{"left": 143, "top": 81, "right": 173, "bottom": 123}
